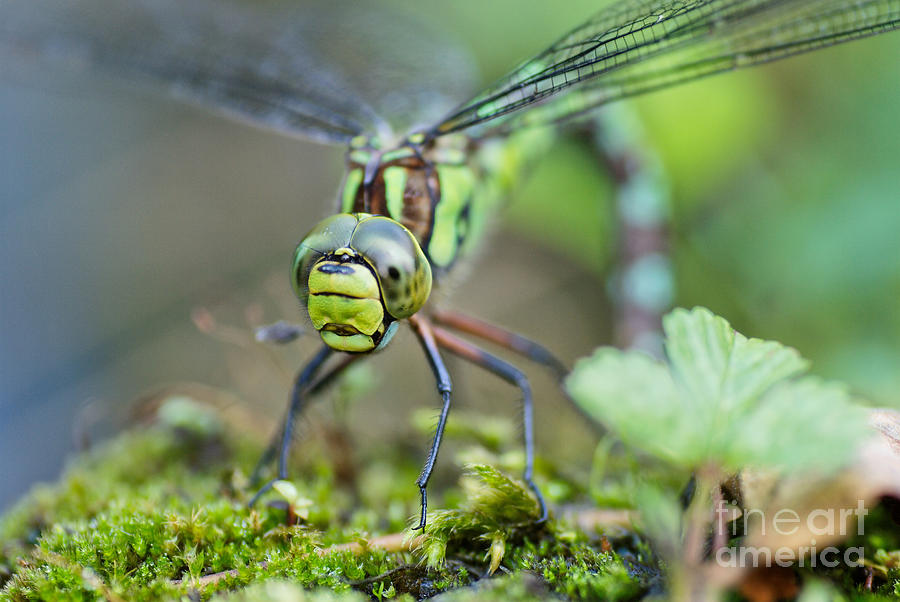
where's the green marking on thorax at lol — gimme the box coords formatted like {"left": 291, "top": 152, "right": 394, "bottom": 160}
{"left": 341, "top": 168, "right": 364, "bottom": 213}
{"left": 349, "top": 134, "right": 372, "bottom": 149}
{"left": 381, "top": 147, "right": 416, "bottom": 163}
{"left": 348, "top": 149, "right": 371, "bottom": 165}
{"left": 445, "top": 127, "right": 556, "bottom": 266}
{"left": 427, "top": 164, "right": 474, "bottom": 268}
{"left": 383, "top": 166, "right": 407, "bottom": 222}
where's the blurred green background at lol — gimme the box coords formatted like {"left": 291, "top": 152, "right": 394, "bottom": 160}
{"left": 1, "top": 1, "right": 898, "bottom": 509}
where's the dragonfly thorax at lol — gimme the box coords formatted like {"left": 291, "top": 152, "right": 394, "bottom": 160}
{"left": 340, "top": 136, "right": 476, "bottom": 275}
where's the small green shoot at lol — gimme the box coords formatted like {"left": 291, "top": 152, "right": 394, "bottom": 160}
{"left": 414, "top": 464, "right": 542, "bottom": 572}
{"left": 271, "top": 480, "right": 315, "bottom": 523}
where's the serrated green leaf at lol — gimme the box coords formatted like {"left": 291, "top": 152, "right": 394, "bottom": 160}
{"left": 566, "top": 307, "right": 868, "bottom": 475}
{"left": 663, "top": 307, "right": 809, "bottom": 416}
{"left": 723, "top": 378, "right": 867, "bottom": 472}
{"left": 566, "top": 348, "right": 705, "bottom": 466}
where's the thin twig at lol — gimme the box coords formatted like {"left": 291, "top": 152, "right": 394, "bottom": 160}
{"left": 711, "top": 483, "right": 728, "bottom": 554}
{"left": 566, "top": 508, "right": 636, "bottom": 531}
{"left": 322, "top": 532, "right": 423, "bottom": 555}
{"left": 170, "top": 505, "right": 637, "bottom": 590}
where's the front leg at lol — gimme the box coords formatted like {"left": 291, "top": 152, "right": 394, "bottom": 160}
{"left": 255, "top": 320, "right": 305, "bottom": 344}
{"left": 249, "top": 349, "right": 361, "bottom": 490}
{"left": 248, "top": 344, "right": 333, "bottom": 506}
{"left": 409, "top": 315, "right": 452, "bottom": 531}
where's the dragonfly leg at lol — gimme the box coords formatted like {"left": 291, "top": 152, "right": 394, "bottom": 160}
{"left": 249, "top": 349, "right": 360, "bottom": 488}
{"left": 431, "top": 308, "right": 567, "bottom": 380}
{"left": 431, "top": 309, "right": 602, "bottom": 435}
{"left": 431, "top": 325, "right": 548, "bottom": 523}
{"left": 249, "top": 344, "right": 346, "bottom": 506}
{"left": 409, "top": 315, "right": 453, "bottom": 531}
{"left": 254, "top": 320, "right": 305, "bottom": 344}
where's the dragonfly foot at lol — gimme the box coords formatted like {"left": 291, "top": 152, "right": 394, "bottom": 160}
{"left": 248, "top": 478, "right": 278, "bottom": 508}
{"left": 411, "top": 485, "right": 428, "bottom": 531}
{"left": 527, "top": 479, "right": 549, "bottom": 524}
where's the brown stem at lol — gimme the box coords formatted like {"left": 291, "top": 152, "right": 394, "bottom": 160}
{"left": 711, "top": 483, "right": 728, "bottom": 554}
{"left": 674, "top": 467, "right": 728, "bottom": 601}
{"left": 564, "top": 507, "right": 636, "bottom": 531}
{"left": 683, "top": 476, "right": 712, "bottom": 569}
{"left": 322, "top": 532, "right": 423, "bottom": 555}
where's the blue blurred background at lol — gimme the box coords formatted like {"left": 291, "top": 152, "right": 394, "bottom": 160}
{"left": 1, "top": 1, "right": 898, "bottom": 509}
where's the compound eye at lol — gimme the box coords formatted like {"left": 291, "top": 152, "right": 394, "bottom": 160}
{"left": 352, "top": 216, "right": 432, "bottom": 319}
{"left": 291, "top": 214, "right": 360, "bottom": 300}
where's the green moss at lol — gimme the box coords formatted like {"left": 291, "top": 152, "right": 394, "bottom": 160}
{"left": 416, "top": 464, "right": 545, "bottom": 569}
{"left": 415, "top": 465, "right": 642, "bottom": 599}
{"left": 529, "top": 543, "right": 641, "bottom": 600}
{"left": 1, "top": 397, "right": 642, "bottom": 601}
{"left": 805, "top": 505, "right": 900, "bottom": 598}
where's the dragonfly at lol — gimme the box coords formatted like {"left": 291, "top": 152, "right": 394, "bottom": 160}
{"left": 2, "top": 0, "right": 897, "bottom": 530}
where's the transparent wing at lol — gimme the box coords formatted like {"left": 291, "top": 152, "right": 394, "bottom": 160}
{"left": 430, "top": 0, "right": 900, "bottom": 137}
{"left": 0, "top": 0, "right": 477, "bottom": 146}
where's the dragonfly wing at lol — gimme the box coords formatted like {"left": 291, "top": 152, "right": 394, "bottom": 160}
{"left": 0, "top": 0, "right": 477, "bottom": 146}
{"left": 430, "top": 0, "right": 900, "bottom": 137}
{"left": 303, "top": 7, "right": 478, "bottom": 142}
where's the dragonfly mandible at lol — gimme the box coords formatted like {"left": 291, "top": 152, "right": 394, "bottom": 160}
{"left": 2, "top": 0, "right": 897, "bottom": 529}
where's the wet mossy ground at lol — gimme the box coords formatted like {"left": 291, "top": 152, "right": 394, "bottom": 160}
{"left": 0, "top": 397, "right": 646, "bottom": 601}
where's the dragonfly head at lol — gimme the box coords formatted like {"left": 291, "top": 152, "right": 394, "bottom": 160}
{"left": 292, "top": 214, "right": 432, "bottom": 353}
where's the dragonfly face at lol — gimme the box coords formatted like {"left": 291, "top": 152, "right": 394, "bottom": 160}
{"left": 292, "top": 213, "right": 432, "bottom": 353}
